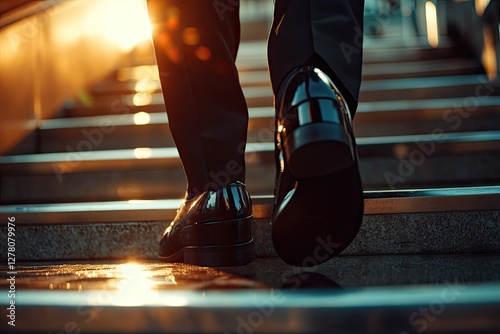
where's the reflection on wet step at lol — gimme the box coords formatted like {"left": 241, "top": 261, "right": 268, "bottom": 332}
{"left": 1, "top": 257, "right": 499, "bottom": 334}
{"left": 219, "top": 255, "right": 500, "bottom": 289}
{"left": 0, "top": 262, "right": 263, "bottom": 292}
{"left": 2, "top": 254, "right": 500, "bottom": 293}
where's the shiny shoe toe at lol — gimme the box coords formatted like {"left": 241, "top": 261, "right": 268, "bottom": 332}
{"left": 272, "top": 66, "right": 364, "bottom": 267}
{"left": 159, "top": 181, "right": 255, "bottom": 267}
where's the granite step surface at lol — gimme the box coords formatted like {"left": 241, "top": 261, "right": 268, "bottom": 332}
{"left": 0, "top": 256, "right": 499, "bottom": 334}
{"left": 35, "top": 98, "right": 500, "bottom": 153}
{"left": 2, "top": 130, "right": 500, "bottom": 203}
{"left": 1, "top": 186, "right": 499, "bottom": 261}
{"left": 66, "top": 75, "right": 500, "bottom": 110}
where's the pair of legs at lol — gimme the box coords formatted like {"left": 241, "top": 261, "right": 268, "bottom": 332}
{"left": 147, "top": 0, "right": 364, "bottom": 194}
{"left": 146, "top": 0, "right": 365, "bottom": 266}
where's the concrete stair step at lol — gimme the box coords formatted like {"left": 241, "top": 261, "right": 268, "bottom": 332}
{"left": 62, "top": 92, "right": 500, "bottom": 119}
{"left": 128, "top": 37, "right": 462, "bottom": 69}
{"left": 360, "top": 57, "right": 481, "bottom": 80}
{"left": 1, "top": 257, "right": 499, "bottom": 334}
{"left": 2, "top": 154, "right": 499, "bottom": 204}
{"left": 2, "top": 131, "right": 500, "bottom": 203}
{"left": 3, "top": 130, "right": 496, "bottom": 169}
{"left": 65, "top": 75, "right": 499, "bottom": 114}
{"left": 2, "top": 277, "right": 499, "bottom": 334}
{"left": 236, "top": 57, "right": 481, "bottom": 81}
{"left": 94, "top": 57, "right": 481, "bottom": 95}
{"left": 35, "top": 98, "right": 500, "bottom": 153}
{"left": 359, "top": 75, "right": 500, "bottom": 102}
{"left": 0, "top": 186, "right": 499, "bottom": 260}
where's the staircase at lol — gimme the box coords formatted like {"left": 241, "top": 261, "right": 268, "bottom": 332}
{"left": 1, "top": 3, "right": 500, "bottom": 257}
{"left": 1, "top": 2, "right": 500, "bottom": 334}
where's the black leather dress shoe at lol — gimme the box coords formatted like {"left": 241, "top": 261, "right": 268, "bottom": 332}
{"left": 272, "top": 66, "right": 364, "bottom": 266}
{"left": 159, "top": 181, "right": 255, "bottom": 266}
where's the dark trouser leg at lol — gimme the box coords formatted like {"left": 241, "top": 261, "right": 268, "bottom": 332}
{"left": 269, "top": 0, "right": 365, "bottom": 266}
{"left": 268, "top": 0, "right": 365, "bottom": 113}
{"left": 147, "top": 0, "right": 248, "bottom": 197}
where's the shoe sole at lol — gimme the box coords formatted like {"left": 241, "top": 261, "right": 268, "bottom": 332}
{"left": 184, "top": 239, "right": 255, "bottom": 267}
{"left": 284, "top": 108, "right": 355, "bottom": 178}
{"left": 159, "top": 216, "right": 255, "bottom": 267}
{"left": 273, "top": 121, "right": 364, "bottom": 266}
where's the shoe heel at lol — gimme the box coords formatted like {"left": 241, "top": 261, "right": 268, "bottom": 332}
{"left": 184, "top": 240, "right": 255, "bottom": 267}
{"left": 283, "top": 106, "right": 355, "bottom": 178}
{"left": 182, "top": 216, "right": 255, "bottom": 266}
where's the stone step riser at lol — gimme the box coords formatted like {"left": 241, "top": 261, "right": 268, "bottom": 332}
{"left": 37, "top": 106, "right": 500, "bottom": 153}
{"left": 1, "top": 210, "right": 498, "bottom": 261}
{"left": 2, "top": 154, "right": 500, "bottom": 204}
{"left": 96, "top": 58, "right": 480, "bottom": 94}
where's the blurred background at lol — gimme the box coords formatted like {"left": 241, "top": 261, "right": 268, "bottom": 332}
{"left": 0, "top": 0, "right": 499, "bottom": 204}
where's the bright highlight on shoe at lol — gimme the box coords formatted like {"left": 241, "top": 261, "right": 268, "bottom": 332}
{"left": 425, "top": 1, "right": 439, "bottom": 48}
{"left": 314, "top": 68, "right": 332, "bottom": 85}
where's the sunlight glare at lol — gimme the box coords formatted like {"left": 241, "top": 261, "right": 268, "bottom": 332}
{"left": 425, "top": 1, "right": 439, "bottom": 48}
{"left": 134, "top": 147, "right": 152, "bottom": 159}
{"left": 133, "top": 92, "right": 153, "bottom": 106}
{"left": 134, "top": 112, "right": 151, "bottom": 125}
{"left": 113, "top": 263, "right": 158, "bottom": 306}
{"left": 475, "top": 0, "right": 491, "bottom": 16}
{"left": 101, "top": 0, "right": 152, "bottom": 52}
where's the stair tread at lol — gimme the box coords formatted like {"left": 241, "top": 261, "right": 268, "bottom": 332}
{"left": 360, "top": 74, "right": 498, "bottom": 91}
{"left": 1, "top": 186, "right": 499, "bottom": 223}
{"left": 235, "top": 37, "right": 457, "bottom": 59}
{"left": 4, "top": 281, "right": 500, "bottom": 334}
{"left": 42, "top": 97, "right": 500, "bottom": 130}
{"left": 69, "top": 74, "right": 499, "bottom": 110}
{"left": 2, "top": 130, "right": 500, "bottom": 166}
{"left": 236, "top": 36, "right": 453, "bottom": 55}
{"left": 105, "top": 57, "right": 480, "bottom": 91}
